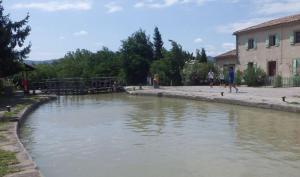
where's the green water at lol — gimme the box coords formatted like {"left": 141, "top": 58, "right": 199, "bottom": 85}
{"left": 20, "top": 94, "right": 300, "bottom": 177}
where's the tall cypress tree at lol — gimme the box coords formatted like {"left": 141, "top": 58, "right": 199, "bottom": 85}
{"left": 153, "top": 27, "right": 163, "bottom": 60}
{"left": 0, "top": 0, "right": 31, "bottom": 77}
{"left": 195, "top": 49, "right": 201, "bottom": 61}
{"left": 200, "top": 48, "right": 208, "bottom": 63}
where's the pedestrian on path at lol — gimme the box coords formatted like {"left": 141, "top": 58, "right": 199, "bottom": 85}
{"left": 228, "top": 67, "right": 239, "bottom": 93}
{"left": 219, "top": 71, "right": 225, "bottom": 87}
{"left": 208, "top": 70, "right": 214, "bottom": 88}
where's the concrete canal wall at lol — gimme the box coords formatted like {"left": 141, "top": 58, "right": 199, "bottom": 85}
{"left": 1, "top": 96, "right": 56, "bottom": 177}
{"left": 126, "top": 86, "right": 300, "bottom": 113}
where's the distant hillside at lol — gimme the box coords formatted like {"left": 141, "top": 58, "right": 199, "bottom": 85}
{"left": 208, "top": 56, "right": 215, "bottom": 62}
{"left": 24, "top": 59, "right": 57, "bottom": 65}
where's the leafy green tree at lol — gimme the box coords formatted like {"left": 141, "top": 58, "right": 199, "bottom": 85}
{"left": 195, "top": 49, "right": 201, "bottom": 61}
{"left": 150, "top": 59, "right": 170, "bottom": 85}
{"left": 120, "top": 29, "right": 154, "bottom": 85}
{"left": 200, "top": 48, "right": 208, "bottom": 63}
{"left": 92, "top": 48, "right": 122, "bottom": 77}
{"left": 166, "top": 40, "right": 187, "bottom": 85}
{"left": 0, "top": 1, "right": 31, "bottom": 77}
{"left": 153, "top": 27, "right": 163, "bottom": 60}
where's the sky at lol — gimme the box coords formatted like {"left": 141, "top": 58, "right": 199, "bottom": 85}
{"left": 2, "top": 0, "right": 300, "bottom": 61}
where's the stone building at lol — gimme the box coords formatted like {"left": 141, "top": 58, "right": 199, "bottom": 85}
{"left": 233, "top": 13, "right": 300, "bottom": 77}
{"left": 214, "top": 49, "right": 238, "bottom": 71}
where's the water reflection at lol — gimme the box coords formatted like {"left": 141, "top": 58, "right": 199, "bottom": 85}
{"left": 20, "top": 94, "right": 300, "bottom": 177}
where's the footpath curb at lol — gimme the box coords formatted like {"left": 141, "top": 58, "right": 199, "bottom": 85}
{"left": 2, "top": 95, "right": 57, "bottom": 177}
{"left": 127, "top": 89, "right": 300, "bottom": 114}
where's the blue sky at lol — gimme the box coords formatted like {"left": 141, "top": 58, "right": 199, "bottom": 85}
{"left": 3, "top": 0, "right": 300, "bottom": 60}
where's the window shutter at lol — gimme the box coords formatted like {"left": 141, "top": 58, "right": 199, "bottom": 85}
{"left": 275, "top": 34, "right": 280, "bottom": 47}
{"left": 254, "top": 39, "right": 257, "bottom": 49}
{"left": 265, "top": 36, "right": 270, "bottom": 48}
{"left": 290, "top": 32, "right": 295, "bottom": 45}
{"left": 245, "top": 40, "right": 249, "bottom": 50}
{"left": 293, "top": 59, "right": 297, "bottom": 76}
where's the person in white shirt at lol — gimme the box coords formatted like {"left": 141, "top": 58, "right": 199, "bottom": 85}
{"left": 208, "top": 70, "right": 214, "bottom": 88}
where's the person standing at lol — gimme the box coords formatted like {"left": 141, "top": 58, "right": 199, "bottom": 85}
{"left": 228, "top": 67, "right": 239, "bottom": 93}
{"left": 208, "top": 70, "right": 214, "bottom": 88}
{"left": 219, "top": 71, "right": 225, "bottom": 87}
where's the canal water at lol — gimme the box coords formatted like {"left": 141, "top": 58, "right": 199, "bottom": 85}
{"left": 20, "top": 94, "right": 300, "bottom": 177}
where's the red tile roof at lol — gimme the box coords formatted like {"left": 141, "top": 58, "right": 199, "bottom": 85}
{"left": 215, "top": 50, "right": 237, "bottom": 59}
{"left": 234, "top": 13, "right": 300, "bottom": 35}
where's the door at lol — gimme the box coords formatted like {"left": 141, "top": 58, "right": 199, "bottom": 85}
{"left": 268, "top": 61, "right": 276, "bottom": 76}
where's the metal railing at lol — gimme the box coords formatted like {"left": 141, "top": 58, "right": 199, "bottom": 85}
{"left": 265, "top": 76, "right": 300, "bottom": 88}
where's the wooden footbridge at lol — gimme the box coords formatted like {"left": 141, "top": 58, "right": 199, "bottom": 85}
{"left": 30, "top": 77, "right": 124, "bottom": 95}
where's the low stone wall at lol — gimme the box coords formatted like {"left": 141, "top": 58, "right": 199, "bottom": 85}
{"left": 2, "top": 96, "right": 57, "bottom": 177}
{"left": 126, "top": 87, "right": 300, "bottom": 113}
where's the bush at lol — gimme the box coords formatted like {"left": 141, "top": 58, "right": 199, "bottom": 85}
{"left": 181, "top": 61, "right": 218, "bottom": 85}
{"left": 274, "top": 75, "right": 282, "bottom": 88}
{"left": 293, "top": 76, "right": 300, "bottom": 87}
{"left": 150, "top": 60, "right": 171, "bottom": 86}
{"left": 243, "top": 67, "right": 267, "bottom": 87}
{"left": 235, "top": 70, "right": 243, "bottom": 85}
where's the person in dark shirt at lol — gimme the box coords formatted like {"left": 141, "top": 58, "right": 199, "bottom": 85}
{"left": 228, "top": 67, "right": 239, "bottom": 93}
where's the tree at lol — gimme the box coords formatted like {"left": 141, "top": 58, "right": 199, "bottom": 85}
{"left": 200, "top": 48, "right": 208, "bottom": 63}
{"left": 0, "top": 1, "right": 31, "bottom": 77}
{"left": 120, "top": 29, "right": 154, "bottom": 85}
{"left": 195, "top": 49, "right": 201, "bottom": 61}
{"left": 166, "top": 40, "right": 187, "bottom": 85}
{"left": 150, "top": 59, "right": 170, "bottom": 85}
{"left": 153, "top": 27, "right": 163, "bottom": 60}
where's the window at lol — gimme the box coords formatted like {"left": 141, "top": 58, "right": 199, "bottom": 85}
{"left": 268, "top": 61, "right": 277, "bottom": 76}
{"left": 295, "top": 32, "right": 300, "bottom": 43}
{"left": 293, "top": 59, "right": 300, "bottom": 76}
{"left": 248, "top": 62, "right": 254, "bottom": 69}
{"left": 269, "top": 35, "right": 276, "bottom": 46}
{"left": 248, "top": 39, "right": 254, "bottom": 49}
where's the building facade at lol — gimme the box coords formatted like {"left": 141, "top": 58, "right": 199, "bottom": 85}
{"left": 214, "top": 49, "right": 238, "bottom": 71}
{"left": 233, "top": 14, "right": 300, "bottom": 77}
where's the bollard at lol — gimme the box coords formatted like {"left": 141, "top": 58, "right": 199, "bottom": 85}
{"left": 282, "top": 96, "right": 286, "bottom": 102}
{"left": 6, "top": 106, "right": 11, "bottom": 112}
{"left": 221, "top": 92, "right": 224, "bottom": 96}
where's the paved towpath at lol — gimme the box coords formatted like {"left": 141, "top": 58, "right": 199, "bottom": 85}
{"left": 126, "top": 86, "right": 300, "bottom": 113}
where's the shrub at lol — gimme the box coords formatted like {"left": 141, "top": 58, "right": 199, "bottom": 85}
{"left": 274, "top": 75, "right": 282, "bottom": 88}
{"left": 243, "top": 67, "right": 267, "bottom": 87}
{"left": 293, "top": 76, "right": 300, "bottom": 87}
{"left": 181, "top": 61, "right": 218, "bottom": 85}
{"left": 235, "top": 70, "right": 242, "bottom": 85}
{"left": 150, "top": 60, "right": 171, "bottom": 86}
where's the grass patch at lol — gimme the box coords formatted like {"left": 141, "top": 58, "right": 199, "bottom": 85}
{"left": 0, "top": 150, "right": 19, "bottom": 177}
{"left": 3, "top": 104, "right": 29, "bottom": 118}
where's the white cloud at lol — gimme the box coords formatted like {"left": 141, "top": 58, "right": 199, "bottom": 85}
{"left": 222, "top": 42, "right": 235, "bottom": 50}
{"left": 105, "top": 2, "right": 123, "bottom": 13}
{"left": 59, "top": 36, "right": 66, "bottom": 40}
{"left": 194, "top": 38, "right": 203, "bottom": 43}
{"left": 12, "top": 0, "right": 92, "bottom": 12}
{"left": 134, "top": 0, "right": 238, "bottom": 8}
{"left": 255, "top": 0, "right": 300, "bottom": 15}
{"left": 216, "top": 17, "right": 271, "bottom": 34}
{"left": 73, "top": 30, "right": 88, "bottom": 36}
{"left": 204, "top": 44, "right": 218, "bottom": 56}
